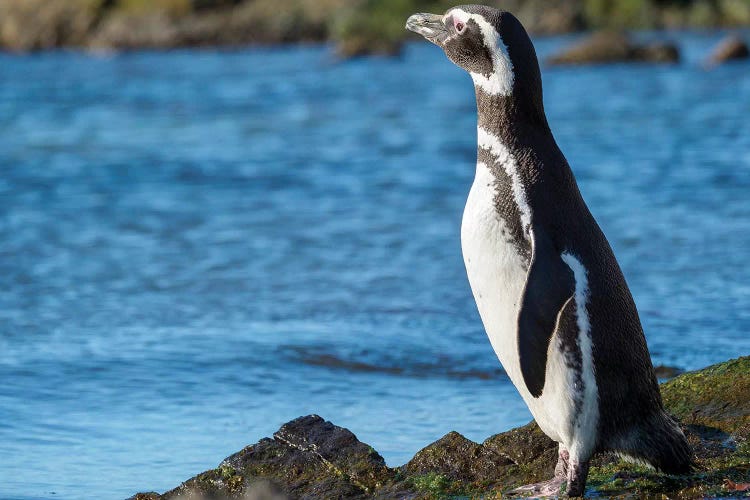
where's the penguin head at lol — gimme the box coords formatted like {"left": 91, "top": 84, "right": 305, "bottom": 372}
{"left": 406, "top": 5, "right": 542, "bottom": 103}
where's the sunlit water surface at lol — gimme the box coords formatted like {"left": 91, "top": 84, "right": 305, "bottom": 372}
{"left": 1, "top": 32, "right": 749, "bottom": 499}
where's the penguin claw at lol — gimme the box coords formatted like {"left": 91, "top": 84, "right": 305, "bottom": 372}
{"left": 509, "top": 478, "right": 566, "bottom": 497}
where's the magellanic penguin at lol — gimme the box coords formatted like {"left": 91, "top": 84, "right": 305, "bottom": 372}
{"left": 407, "top": 5, "right": 692, "bottom": 497}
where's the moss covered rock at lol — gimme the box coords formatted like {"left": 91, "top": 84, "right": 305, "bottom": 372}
{"left": 134, "top": 357, "right": 750, "bottom": 499}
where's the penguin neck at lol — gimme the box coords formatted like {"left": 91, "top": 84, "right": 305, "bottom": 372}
{"left": 474, "top": 87, "right": 551, "bottom": 149}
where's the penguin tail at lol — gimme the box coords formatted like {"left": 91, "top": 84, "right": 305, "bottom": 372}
{"left": 617, "top": 411, "right": 694, "bottom": 474}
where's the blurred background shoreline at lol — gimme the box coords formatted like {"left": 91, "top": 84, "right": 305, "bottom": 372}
{"left": 2, "top": 1, "right": 749, "bottom": 499}
{"left": 2, "top": 0, "right": 750, "bottom": 57}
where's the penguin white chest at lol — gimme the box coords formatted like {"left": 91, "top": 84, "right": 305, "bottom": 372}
{"left": 461, "top": 161, "right": 529, "bottom": 385}
{"left": 461, "top": 161, "right": 588, "bottom": 447}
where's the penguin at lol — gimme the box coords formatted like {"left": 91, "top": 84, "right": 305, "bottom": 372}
{"left": 406, "top": 5, "right": 691, "bottom": 496}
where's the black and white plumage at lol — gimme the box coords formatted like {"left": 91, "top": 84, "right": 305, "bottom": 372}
{"left": 407, "top": 5, "right": 691, "bottom": 496}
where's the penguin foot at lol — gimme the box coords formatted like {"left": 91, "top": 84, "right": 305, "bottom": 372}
{"left": 510, "top": 477, "right": 566, "bottom": 497}
{"left": 510, "top": 448, "right": 569, "bottom": 497}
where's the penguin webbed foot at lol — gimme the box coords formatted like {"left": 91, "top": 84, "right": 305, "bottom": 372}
{"left": 509, "top": 450, "right": 589, "bottom": 498}
{"left": 509, "top": 448, "right": 568, "bottom": 497}
{"left": 510, "top": 477, "right": 566, "bottom": 497}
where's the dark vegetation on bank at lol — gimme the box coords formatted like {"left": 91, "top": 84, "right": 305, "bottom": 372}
{"left": 2, "top": 0, "right": 750, "bottom": 56}
{"left": 132, "top": 357, "right": 750, "bottom": 499}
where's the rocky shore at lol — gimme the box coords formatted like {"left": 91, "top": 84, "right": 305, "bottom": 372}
{"left": 1, "top": 0, "right": 750, "bottom": 57}
{"left": 132, "top": 356, "right": 750, "bottom": 499}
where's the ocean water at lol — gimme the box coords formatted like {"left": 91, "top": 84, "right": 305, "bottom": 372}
{"left": 1, "top": 32, "right": 749, "bottom": 499}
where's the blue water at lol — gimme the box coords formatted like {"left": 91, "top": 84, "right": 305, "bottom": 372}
{"left": 1, "top": 32, "right": 749, "bottom": 499}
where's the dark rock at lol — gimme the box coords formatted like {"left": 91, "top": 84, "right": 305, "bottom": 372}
{"left": 653, "top": 364, "right": 684, "bottom": 380}
{"left": 335, "top": 38, "right": 403, "bottom": 59}
{"left": 547, "top": 31, "right": 680, "bottom": 65}
{"left": 157, "top": 415, "right": 397, "bottom": 500}
{"left": 272, "top": 415, "right": 392, "bottom": 493}
{"left": 405, "top": 430, "right": 512, "bottom": 484}
{"left": 244, "top": 480, "right": 290, "bottom": 500}
{"left": 706, "top": 34, "right": 750, "bottom": 66}
{"left": 636, "top": 42, "right": 681, "bottom": 63}
{"left": 483, "top": 420, "right": 556, "bottom": 466}
{"left": 135, "top": 357, "right": 750, "bottom": 499}
{"left": 129, "top": 494, "right": 160, "bottom": 500}
{"left": 483, "top": 421, "right": 559, "bottom": 489}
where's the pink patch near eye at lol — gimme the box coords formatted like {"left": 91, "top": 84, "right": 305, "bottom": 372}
{"left": 455, "top": 21, "right": 465, "bottom": 32}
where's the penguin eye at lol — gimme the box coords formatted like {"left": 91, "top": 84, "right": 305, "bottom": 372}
{"left": 454, "top": 20, "right": 465, "bottom": 33}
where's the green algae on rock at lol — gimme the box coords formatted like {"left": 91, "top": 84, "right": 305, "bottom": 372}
{"left": 662, "top": 356, "right": 750, "bottom": 433}
{"left": 132, "top": 357, "right": 750, "bottom": 499}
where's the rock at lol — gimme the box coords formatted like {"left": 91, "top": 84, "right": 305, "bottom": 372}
{"left": 706, "top": 35, "right": 750, "bottom": 66}
{"left": 134, "top": 357, "right": 750, "bottom": 499}
{"left": 653, "top": 364, "right": 684, "bottom": 380}
{"left": 404, "top": 431, "right": 512, "bottom": 487}
{"left": 271, "top": 415, "right": 392, "bottom": 493}
{"left": 335, "top": 37, "right": 403, "bottom": 59}
{"left": 156, "top": 415, "right": 399, "bottom": 500}
{"left": 547, "top": 31, "right": 680, "bottom": 65}
{"left": 661, "top": 356, "right": 749, "bottom": 434}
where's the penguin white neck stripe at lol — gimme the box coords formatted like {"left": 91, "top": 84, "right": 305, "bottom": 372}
{"left": 445, "top": 8, "right": 514, "bottom": 96}
{"left": 560, "top": 252, "right": 599, "bottom": 459}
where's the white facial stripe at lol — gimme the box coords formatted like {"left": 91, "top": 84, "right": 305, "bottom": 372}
{"left": 444, "top": 8, "right": 469, "bottom": 24}
{"left": 560, "top": 252, "right": 599, "bottom": 459}
{"left": 476, "top": 127, "right": 531, "bottom": 235}
{"left": 445, "top": 8, "right": 514, "bottom": 96}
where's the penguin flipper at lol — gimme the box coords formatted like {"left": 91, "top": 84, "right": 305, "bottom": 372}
{"left": 518, "top": 226, "right": 575, "bottom": 398}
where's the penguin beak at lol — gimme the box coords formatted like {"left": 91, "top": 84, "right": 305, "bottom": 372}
{"left": 406, "top": 13, "right": 448, "bottom": 46}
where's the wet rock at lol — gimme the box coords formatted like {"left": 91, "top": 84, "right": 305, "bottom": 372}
{"left": 130, "top": 493, "right": 160, "bottom": 500}
{"left": 547, "top": 31, "right": 680, "bottom": 65}
{"left": 271, "top": 415, "right": 392, "bottom": 493}
{"left": 135, "top": 357, "right": 750, "bottom": 499}
{"left": 706, "top": 34, "right": 750, "bottom": 66}
{"left": 156, "top": 415, "right": 397, "bottom": 500}
{"left": 405, "top": 431, "right": 512, "bottom": 486}
{"left": 483, "top": 421, "right": 559, "bottom": 488}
